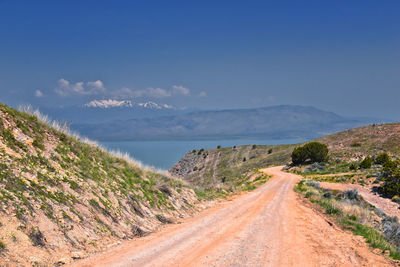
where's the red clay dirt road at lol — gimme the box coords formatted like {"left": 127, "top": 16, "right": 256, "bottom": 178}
{"left": 73, "top": 166, "right": 393, "bottom": 267}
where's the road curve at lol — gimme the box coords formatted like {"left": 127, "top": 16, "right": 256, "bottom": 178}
{"left": 72, "top": 166, "right": 392, "bottom": 267}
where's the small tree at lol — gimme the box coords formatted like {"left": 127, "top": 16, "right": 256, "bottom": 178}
{"left": 304, "top": 142, "right": 329, "bottom": 163}
{"left": 359, "top": 156, "right": 372, "bottom": 169}
{"left": 291, "top": 142, "right": 329, "bottom": 165}
{"left": 380, "top": 160, "right": 400, "bottom": 198}
{"left": 291, "top": 147, "right": 308, "bottom": 165}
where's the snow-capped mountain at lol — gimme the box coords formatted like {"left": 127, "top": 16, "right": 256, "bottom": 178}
{"left": 84, "top": 100, "right": 174, "bottom": 110}
{"left": 136, "top": 102, "right": 174, "bottom": 110}
{"left": 84, "top": 99, "right": 134, "bottom": 108}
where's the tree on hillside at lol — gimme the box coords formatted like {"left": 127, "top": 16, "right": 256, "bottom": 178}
{"left": 291, "top": 142, "right": 329, "bottom": 165}
{"left": 359, "top": 156, "right": 372, "bottom": 169}
{"left": 291, "top": 146, "right": 308, "bottom": 165}
{"left": 380, "top": 160, "right": 400, "bottom": 198}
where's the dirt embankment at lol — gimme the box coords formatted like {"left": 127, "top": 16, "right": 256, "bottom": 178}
{"left": 72, "top": 167, "right": 393, "bottom": 267}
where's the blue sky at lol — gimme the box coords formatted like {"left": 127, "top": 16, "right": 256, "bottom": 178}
{"left": 0, "top": 1, "right": 399, "bottom": 118}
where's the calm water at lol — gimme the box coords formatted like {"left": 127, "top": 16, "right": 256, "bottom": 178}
{"left": 100, "top": 139, "right": 307, "bottom": 170}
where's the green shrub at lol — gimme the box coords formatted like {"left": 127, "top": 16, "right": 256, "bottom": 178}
{"left": 379, "top": 160, "right": 400, "bottom": 198}
{"left": 359, "top": 156, "right": 372, "bottom": 169}
{"left": 291, "top": 142, "right": 328, "bottom": 165}
{"left": 375, "top": 152, "right": 390, "bottom": 165}
{"left": 268, "top": 148, "right": 273, "bottom": 154}
{"left": 0, "top": 240, "right": 5, "bottom": 251}
{"left": 349, "top": 162, "right": 358, "bottom": 170}
{"left": 392, "top": 195, "right": 400, "bottom": 204}
{"left": 291, "top": 146, "right": 307, "bottom": 165}
{"left": 305, "top": 191, "right": 315, "bottom": 198}
{"left": 351, "top": 142, "right": 361, "bottom": 147}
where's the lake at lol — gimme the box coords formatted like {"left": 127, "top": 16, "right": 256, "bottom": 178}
{"left": 100, "top": 139, "right": 307, "bottom": 171}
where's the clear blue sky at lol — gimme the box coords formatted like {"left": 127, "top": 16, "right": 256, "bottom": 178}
{"left": 0, "top": 0, "right": 399, "bottom": 118}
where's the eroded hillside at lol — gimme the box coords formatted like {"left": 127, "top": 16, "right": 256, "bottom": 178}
{"left": 0, "top": 103, "right": 198, "bottom": 266}
{"left": 169, "top": 144, "right": 295, "bottom": 193}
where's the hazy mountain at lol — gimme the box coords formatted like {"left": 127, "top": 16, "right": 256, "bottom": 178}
{"left": 84, "top": 99, "right": 175, "bottom": 110}
{"left": 71, "top": 105, "right": 377, "bottom": 141}
{"left": 39, "top": 101, "right": 190, "bottom": 123}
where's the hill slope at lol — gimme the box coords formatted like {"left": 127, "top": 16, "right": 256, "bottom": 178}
{"left": 169, "top": 123, "right": 400, "bottom": 189}
{"left": 72, "top": 105, "right": 372, "bottom": 141}
{"left": 316, "top": 123, "right": 400, "bottom": 160}
{"left": 0, "top": 103, "right": 198, "bottom": 265}
{"left": 168, "top": 144, "right": 297, "bottom": 191}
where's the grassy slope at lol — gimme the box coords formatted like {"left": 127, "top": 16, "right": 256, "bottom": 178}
{"left": 170, "top": 123, "right": 400, "bottom": 189}
{"left": 316, "top": 123, "right": 400, "bottom": 159}
{"left": 0, "top": 103, "right": 198, "bottom": 265}
{"left": 169, "top": 144, "right": 295, "bottom": 193}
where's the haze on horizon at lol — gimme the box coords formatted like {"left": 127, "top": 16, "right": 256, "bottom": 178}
{"left": 0, "top": 1, "right": 399, "bottom": 119}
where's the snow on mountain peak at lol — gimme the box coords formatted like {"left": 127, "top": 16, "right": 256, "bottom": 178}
{"left": 84, "top": 99, "right": 134, "bottom": 108}
{"left": 84, "top": 100, "right": 175, "bottom": 109}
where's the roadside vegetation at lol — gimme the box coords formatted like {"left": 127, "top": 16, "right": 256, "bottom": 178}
{"left": 0, "top": 102, "right": 199, "bottom": 265}
{"left": 296, "top": 179, "right": 400, "bottom": 260}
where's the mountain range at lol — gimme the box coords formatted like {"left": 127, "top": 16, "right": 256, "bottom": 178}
{"left": 84, "top": 99, "right": 176, "bottom": 110}
{"left": 39, "top": 100, "right": 188, "bottom": 123}
{"left": 70, "top": 105, "right": 378, "bottom": 141}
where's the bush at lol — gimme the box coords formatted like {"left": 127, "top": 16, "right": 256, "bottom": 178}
{"left": 351, "top": 142, "right": 362, "bottom": 147}
{"left": 304, "top": 162, "right": 326, "bottom": 173}
{"left": 29, "top": 227, "right": 46, "bottom": 247}
{"left": 375, "top": 153, "right": 390, "bottom": 165}
{"left": 381, "top": 216, "right": 400, "bottom": 248}
{"left": 291, "top": 146, "right": 308, "bottom": 165}
{"left": 342, "top": 189, "right": 360, "bottom": 200}
{"left": 380, "top": 160, "right": 400, "bottom": 198}
{"left": 291, "top": 142, "right": 328, "bottom": 165}
{"left": 323, "top": 191, "right": 332, "bottom": 199}
{"left": 349, "top": 162, "right": 358, "bottom": 170}
{"left": 217, "top": 145, "right": 221, "bottom": 149}
{"left": 268, "top": 148, "right": 273, "bottom": 154}
{"left": 392, "top": 195, "right": 400, "bottom": 204}
{"left": 360, "top": 156, "right": 372, "bottom": 169}
{"left": 304, "top": 179, "right": 320, "bottom": 189}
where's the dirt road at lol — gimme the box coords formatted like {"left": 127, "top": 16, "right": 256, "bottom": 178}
{"left": 73, "top": 167, "right": 392, "bottom": 267}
